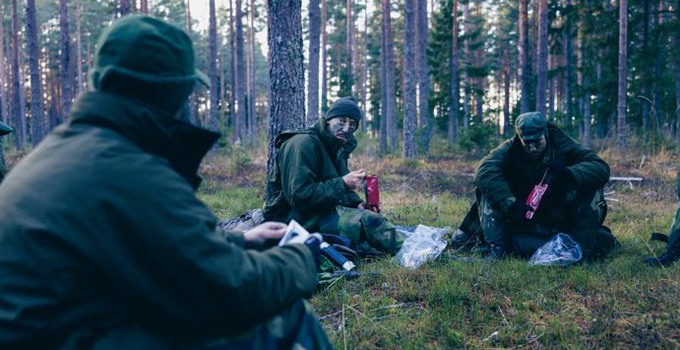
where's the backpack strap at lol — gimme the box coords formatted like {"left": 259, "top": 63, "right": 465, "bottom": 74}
{"left": 650, "top": 232, "right": 669, "bottom": 243}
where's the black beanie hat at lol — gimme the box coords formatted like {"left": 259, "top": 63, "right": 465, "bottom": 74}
{"left": 324, "top": 96, "right": 362, "bottom": 124}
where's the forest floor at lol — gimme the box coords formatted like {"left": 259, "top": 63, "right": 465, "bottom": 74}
{"left": 190, "top": 145, "right": 680, "bottom": 349}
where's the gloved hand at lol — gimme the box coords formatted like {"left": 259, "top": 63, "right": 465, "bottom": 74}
{"left": 507, "top": 200, "right": 533, "bottom": 223}
{"left": 548, "top": 160, "right": 573, "bottom": 182}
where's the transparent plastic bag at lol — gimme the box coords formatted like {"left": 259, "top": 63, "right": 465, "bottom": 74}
{"left": 528, "top": 232, "right": 583, "bottom": 266}
{"left": 392, "top": 225, "right": 450, "bottom": 269}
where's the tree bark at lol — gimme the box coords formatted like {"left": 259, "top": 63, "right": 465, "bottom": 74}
{"left": 235, "top": 0, "right": 246, "bottom": 142}
{"left": 321, "top": 0, "right": 328, "bottom": 113}
{"left": 448, "top": 0, "right": 459, "bottom": 143}
{"left": 11, "top": 0, "right": 26, "bottom": 148}
{"left": 381, "top": 0, "right": 398, "bottom": 153}
{"left": 617, "top": 0, "right": 628, "bottom": 152}
{"left": 267, "top": 0, "right": 305, "bottom": 173}
{"left": 59, "top": 0, "right": 73, "bottom": 124}
{"left": 208, "top": 0, "right": 220, "bottom": 134}
{"left": 416, "top": 0, "right": 431, "bottom": 153}
{"left": 535, "top": 0, "right": 548, "bottom": 115}
{"left": 519, "top": 0, "right": 530, "bottom": 114}
{"left": 307, "top": 0, "right": 321, "bottom": 124}
{"left": 75, "top": 0, "right": 84, "bottom": 95}
{"left": 26, "top": 0, "right": 45, "bottom": 145}
{"left": 403, "top": 0, "right": 417, "bottom": 158}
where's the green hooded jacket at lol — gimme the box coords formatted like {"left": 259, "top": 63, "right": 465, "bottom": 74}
{"left": 263, "top": 119, "right": 363, "bottom": 230}
{"left": 474, "top": 123, "right": 610, "bottom": 214}
{"left": 0, "top": 92, "right": 317, "bottom": 349}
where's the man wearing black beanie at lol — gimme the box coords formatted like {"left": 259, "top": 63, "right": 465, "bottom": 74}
{"left": 264, "top": 96, "right": 402, "bottom": 256}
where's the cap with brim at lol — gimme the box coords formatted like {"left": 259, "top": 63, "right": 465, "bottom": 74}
{"left": 0, "top": 121, "right": 13, "bottom": 136}
{"left": 515, "top": 112, "right": 547, "bottom": 142}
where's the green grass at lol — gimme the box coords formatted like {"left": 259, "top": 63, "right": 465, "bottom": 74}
{"left": 196, "top": 151, "right": 680, "bottom": 349}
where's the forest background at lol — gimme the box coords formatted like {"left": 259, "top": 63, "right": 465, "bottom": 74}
{"left": 2, "top": 0, "right": 680, "bottom": 348}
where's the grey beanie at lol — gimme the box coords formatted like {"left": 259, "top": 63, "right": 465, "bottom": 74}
{"left": 324, "top": 96, "right": 362, "bottom": 124}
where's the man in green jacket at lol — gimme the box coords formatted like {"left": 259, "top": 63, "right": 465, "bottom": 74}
{"left": 264, "top": 96, "right": 401, "bottom": 255}
{"left": 644, "top": 169, "right": 680, "bottom": 267}
{"left": 0, "top": 121, "right": 12, "bottom": 183}
{"left": 0, "top": 15, "right": 330, "bottom": 349}
{"left": 453, "top": 112, "right": 617, "bottom": 261}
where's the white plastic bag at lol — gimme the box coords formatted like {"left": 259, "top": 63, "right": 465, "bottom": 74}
{"left": 392, "top": 225, "right": 450, "bottom": 269}
{"left": 528, "top": 232, "right": 583, "bottom": 266}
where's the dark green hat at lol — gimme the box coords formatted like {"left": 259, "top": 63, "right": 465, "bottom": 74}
{"left": 91, "top": 15, "right": 208, "bottom": 89}
{"left": 324, "top": 96, "right": 362, "bottom": 124}
{"left": 515, "top": 112, "right": 547, "bottom": 141}
{"left": 0, "top": 121, "right": 13, "bottom": 136}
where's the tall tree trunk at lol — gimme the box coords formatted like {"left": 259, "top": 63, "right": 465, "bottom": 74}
{"left": 185, "top": 0, "right": 198, "bottom": 125}
{"left": 564, "top": 0, "right": 573, "bottom": 125}
{"left": 59, "top": 0, "right": 73, "bottom": 124}
{"left": 75, "top": 0, "right": 84, "bottom": 95}
{"left": 519, "top": 0, "right": 530, "bottom": 114}
{"left": 208, "top": 0, "right": 219, "bottom": 134}
{"left": 247, "top": 0, "right": 256, "bottom": 143}
{"left": 267, "top": 0, "right": 304, "bottom": 173}
{"left": 360, "top": 1, "right": 368, "bottom": 131}
{"left": 0, "top": 11, "right": 7, "bottom": 126}
{"left": 462, "top": 1, "right": 470, "bottom": 128}
{"left": 577, "top": 0, "right": 590, "bottom": 145}
{"left": 503, "top": 42, "right": 511, "bottom": 137}
{"left": 535, "top": 0, "right": 548, "bottom": 115}
{"left": 345, "top": 0, "right": 354, "bottom": 96}
{"left": 26, "top": 0, "right": 45, "bottom": 146}
{"left": 140, "top": 0, "right": 148, "bottom": 13}
{"left": 403, "top": 0, "right": 417, "bottom": 158}
{"left": 381, "top": 0, "right": 398, "bottom": 152}
{"left": 675, "top": 0, "right": 680, "bottom": 147}
{"left": 307, "top": 0, "right": 321, "bottom": 124}
{"left": 617, "top": 0, "right": 628, "bottom": 152}
{"left": 416, "top": 0, "right": 431, "bottom": 153}
{"left": 321, "top": 0, "right": 328, "bottom": 113}
{"left": 235, "top": 0, "right": 246, "bottom": 142}
{"left": 448, "top": 0, "right": 459, "bottom": 144}
{"left": 229, "top": 0, "right": 236, "bottom": 128}
{"left": 119, "top": 0, "right": 131, "bottom": 16}
{"left": 11, "top": 0, "right": 26, "bottom": 148}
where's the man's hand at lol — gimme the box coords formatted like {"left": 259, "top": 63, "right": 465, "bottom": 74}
{"left": 507, "top": 201, "right": 534, "bottom": 223}
{"left": 243, "top": 222, "right": 287, "bottom": 244}
{"left": 357, "top": 201, "right": 379, "bottom": 213}
{"left": 343, "top": 169, "right": 366, "bottom": 190}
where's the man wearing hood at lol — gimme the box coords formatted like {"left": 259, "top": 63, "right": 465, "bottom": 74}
{"left": 264, "top": 97, "right": 401, "bottom": 255}
{"left": 452, "top": 112, "right": 618, "bottom": 261}
{"left": 0, "top": 15, "right": 330, "bottom": 349}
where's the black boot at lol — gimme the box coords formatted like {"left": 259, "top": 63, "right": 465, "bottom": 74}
{"left": 450, "top": 229, "right": 474, "bottom": 248}
{"left": 644, "top": 245, "right": 680, "bottom": 267}
{"left": 485, "top": 244, "right": 509, "bottom": 261}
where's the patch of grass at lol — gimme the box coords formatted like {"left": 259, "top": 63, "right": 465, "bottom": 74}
{"left": 197, "top": 151, "right": 680, "bottom": 349}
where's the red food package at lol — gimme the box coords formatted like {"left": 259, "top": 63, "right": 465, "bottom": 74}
{"left": 364, "top": 175, "right": 381, "bottom": 213}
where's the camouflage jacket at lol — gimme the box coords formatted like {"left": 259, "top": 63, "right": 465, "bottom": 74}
{"left": 474, "top": 123, "right": 610, "bottom": 214}
{"left": 263, "top": 119, "right": 363, "bottom": 230}
{"left": 0, "top": 92, "right": 317, "bottom": 349}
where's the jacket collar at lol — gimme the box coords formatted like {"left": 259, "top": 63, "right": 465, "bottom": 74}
{"left": 69, "top": 91, "right": 220, "bottom": 189}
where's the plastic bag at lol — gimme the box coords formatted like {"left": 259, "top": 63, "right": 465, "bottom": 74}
{"left": 392, "top": 225, "right": 450, "bottom": 269}
{"left": 528, "top": 232, "right": 583, "bottom": 266}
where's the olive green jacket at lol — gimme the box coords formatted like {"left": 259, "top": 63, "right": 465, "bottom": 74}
{"left": 0, "top": 92, "right": 317, "bottom": 349}
{"left": 474, "top": 123, "right": 610, "bottom": 213}
{"left": 263, "top": 120, "right": 363, "bottom": 230}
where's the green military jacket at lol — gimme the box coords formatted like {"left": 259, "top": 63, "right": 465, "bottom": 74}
{"left": 474, "top": 123, "right": 610, "bottom": 213}
{"left": 263, "top": 120, "right": 363, "bottom": 230}
{"left": 0, "top": 92, "right": 317, "bottom": 349}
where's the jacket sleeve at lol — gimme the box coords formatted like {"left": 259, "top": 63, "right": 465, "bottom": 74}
{"left": 473, "top": 140, "right": 516, "bottom": 212}
{"left": 561, "top": 144, "right": 610, "bottom": 191}
{"left": 278, "top": 135, "right": 351, "bottom": 212}
{"left": 95, "top": 154, "right": 318, "bottom": 337}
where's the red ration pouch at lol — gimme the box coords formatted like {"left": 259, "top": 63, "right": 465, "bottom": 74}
{"left": 364, "top": 174, "right": 381, "bottom": 213}
{"left": 525, "top": 169, "right": 550, "bottom": 220}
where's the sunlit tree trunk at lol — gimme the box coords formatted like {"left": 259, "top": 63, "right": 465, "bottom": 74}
{"left": 381, "top": 0, "right": 398, "bottom": 153}
{"left": 448, "top": 0, "right": 459, "bottom": 144}
{"left": 535, "top": 0, "right": 547, "bottom": 115}
{"left": 185, "top": 0, "right": 198, "bottom": 125}
{"left": 403, "top": 0, "right": 417, "bottom": 158}
{"left": 519, "top": 0, "right": 530, "bottom": 114}
{"left": 617, "top": 0, "right": 628, "bottom": 152}
{"left": 208, "top": 0, "right": 219, "bottom": 134}
{"left": 416, "top": 0, "right": 431, "bottom": 153}
{"left": 267, "top": 0, "right": 304, "bottom": 173}
{"left": 26, "top": 0, "right": 45, "bottom": 145}
{"left": 307, "top": 0, "right": 321, "bottom": 124}
{"left": 59, "top": 0, "right": 73, "bottom": 125}
{"left": 75, "top": 0, "right": 84, "bottom": 95}
{"left": 345, "top": 0, "right": 354, "bottom": 96}
{"left": 321, "top": 0, "right": 328, "bottom": 113}
{"left": 235, "top": 0, "right": 246, "bottom": 142}
{"left": 11, "top": 0, "right": 26, "bottom": 148}
{"left": 247, "top": 0, "right": 256, "bottom": 143}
